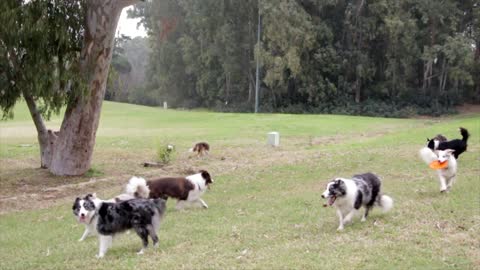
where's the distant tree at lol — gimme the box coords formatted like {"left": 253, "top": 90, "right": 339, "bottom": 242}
{"left": 106, "top": 34, "right": 133, "bottom": 101}
{"left": 130, "top": 0, "right": 259, "bottom": 109}
{"left": 124, "top": 37, "right": 149, "bottom": 93}
{"left": 0, "top": 0, "right": 142, "bottom": 175}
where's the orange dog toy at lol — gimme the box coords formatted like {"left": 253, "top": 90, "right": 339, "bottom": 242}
{"left": 429, "top": 160, "right": 448, "bottom": 170}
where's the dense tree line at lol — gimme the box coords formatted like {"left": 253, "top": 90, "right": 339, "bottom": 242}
{"left": 128, "top": 0, "right": 479, "bottom": 117}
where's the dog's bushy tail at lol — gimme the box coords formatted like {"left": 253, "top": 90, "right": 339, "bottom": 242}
{"left": 125, "top": 176, "right": 150, "bottom": 198}
{"left": 378, "top": 195, "right": 394, "bottom": 213}
{"left": 419, "top": 147, "right": 437, "bottom": 165}
{"left": 459, "top": 127, "right": 469, "bottom": 143}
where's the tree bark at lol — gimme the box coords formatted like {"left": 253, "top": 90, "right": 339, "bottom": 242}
{"left": 354, "top": 77, "right": 361, "bottom": 103}
{"left": 248, "top": 70, "right": 255, "bottom": 103}
{"left": 225, "top": 72, "right": 230, "bottom": 103}
{"left": 441, "top": 67, "right": 448, "bottom": 93}
{"left": 23, "top": 91, "right": 57, "bottom": 168}
{"left": 422, "top": 59, "right": 433, "bottom": 93}
{"left": 49, "top": 0, "right": 140, "bottom": 176}
{"left": 438, "top": 57, "right": 447, "bottom": 93}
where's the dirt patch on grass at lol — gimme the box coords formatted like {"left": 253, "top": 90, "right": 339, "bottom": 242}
{"left": 0, "top": 140, "right": 313, "bottom": 215}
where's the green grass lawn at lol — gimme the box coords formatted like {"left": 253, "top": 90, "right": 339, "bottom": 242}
{"left": 0, "top": 101, "right": 479, "bottom": 270}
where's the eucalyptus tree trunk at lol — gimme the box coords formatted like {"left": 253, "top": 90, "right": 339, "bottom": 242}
{"left": 49, "top": 0, "right": 140, "bottom": 176}
{"left": 354, "top": 76, "right": 361, "bottom": 103}
{"left": 438, "top": 58, "right": 447, "bottom": 93}
{"left": 23, "top": 92, "right": 57, "bottom": 168}
{"left": 422, "top": 59, "right": 433, "bottom": 93}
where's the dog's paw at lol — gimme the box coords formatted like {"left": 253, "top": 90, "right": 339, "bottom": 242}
{"left": 137, "top": 249, "right": 144, "bottom": 255}
{"left": 361, "top": 217, "right": 367, "bottom": 222}
{"left": 336, "top": 226, "right": 344, "bottom": 231}
{"left": 78, "top": 238, "right": 85, "bottom": 242}
{"left": 96, "top": 254, "right": 104, "bottom": 259}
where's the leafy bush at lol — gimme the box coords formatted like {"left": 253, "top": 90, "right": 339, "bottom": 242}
{"left": 156, "top": 142, "right": 175, "bottom": 164}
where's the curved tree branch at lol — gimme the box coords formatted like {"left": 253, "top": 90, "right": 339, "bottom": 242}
{"left": 22, "top": 91, "right": 47, "bottom": 136}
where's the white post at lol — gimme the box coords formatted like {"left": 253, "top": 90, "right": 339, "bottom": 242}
{"left": 163, "top": 101, "right": 168, "bottom": 110}
{"left": 267, "top": 132, "right": 280, "bottom": 147}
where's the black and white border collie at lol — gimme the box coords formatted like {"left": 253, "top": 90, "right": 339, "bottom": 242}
{"left": 125, "top": 170, "right": 214, "bottom": 210}
{"left": 419, "top": 147, "right": 457, "bottom": 192}
{"left": 427, "top": 127, "right": 469, "bottom": 159}
{"left": 321, "top": 173, "right": 393, "bottom": 231}
{"left": 426, "top": 134, "right": 448, "bottom": 150}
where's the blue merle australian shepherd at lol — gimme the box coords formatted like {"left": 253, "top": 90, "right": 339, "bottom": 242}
{"left": 73, "top": 194, "right": 166, "bottom": 258}
{"left": 321, "top": 173, "right": 393, "bottom": 231}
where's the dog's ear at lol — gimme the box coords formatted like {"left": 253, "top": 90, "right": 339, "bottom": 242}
{"left": 200, "top": 170, "right": 213, "bottom": 183}
{"left": 72, "top": 197, "right": 80, "bottom": 209}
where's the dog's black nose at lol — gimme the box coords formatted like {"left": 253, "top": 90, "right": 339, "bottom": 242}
{"left": 80, "top": 213, "right": 85, "bottom": 217}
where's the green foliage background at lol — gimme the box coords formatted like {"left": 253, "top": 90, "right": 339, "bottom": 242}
{"left": 126, "top": 0, "right": 479, "bottom": 116}
{"left": 1, "top": 1, "right": 478, "bottom": 118}
{"left": 0, "top": 0, "right": 85, "bottom": 119}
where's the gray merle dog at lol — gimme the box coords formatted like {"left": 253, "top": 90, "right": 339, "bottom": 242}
{"left": 72, "top": 193, "right": 135, "bottom": 242}
{"left": 74, "top": 194, "right": 166, "bottom": 258}
{"left": 321, "top": 172, "right": 393, "bottom": 231}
